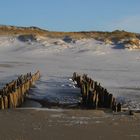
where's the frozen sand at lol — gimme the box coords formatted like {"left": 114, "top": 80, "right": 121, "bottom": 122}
{"left": 0, "top": 36, "right": 140, "bottom": 108}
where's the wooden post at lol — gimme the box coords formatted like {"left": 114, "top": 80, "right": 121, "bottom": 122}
{"left": 0, "top": 96, "right": 4, "bottom": 109}
{"left": 3, "top": 95, "right": 8, "bottom": 109}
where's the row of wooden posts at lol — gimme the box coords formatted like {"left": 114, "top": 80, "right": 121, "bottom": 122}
{"left": 0, "top": 71, "right": 40, "bottom": 109}
{"left": 72, "top": 72, "right": 121, "bottom": 112}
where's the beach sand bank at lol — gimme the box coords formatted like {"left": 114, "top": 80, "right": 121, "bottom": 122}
{"left": 0, "top": 108, "right": 139, "bottom": 140}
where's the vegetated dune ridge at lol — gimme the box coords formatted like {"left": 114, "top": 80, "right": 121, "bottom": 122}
{"left": 0, "top": 25, "right": 140, "bottom": 49}
{"left": 0, "top": 25, "right": 139, "bottom": 39}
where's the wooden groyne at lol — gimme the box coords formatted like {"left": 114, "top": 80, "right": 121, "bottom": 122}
{"left": 72, "top": 72, "right": 121, "bottom": 112}
{"left": 0, "top": 71, "right": 40, "bottom": 109}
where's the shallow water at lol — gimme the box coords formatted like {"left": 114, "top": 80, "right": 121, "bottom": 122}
{"left": 27, "top": 77, "right": 81, "bottom": 105}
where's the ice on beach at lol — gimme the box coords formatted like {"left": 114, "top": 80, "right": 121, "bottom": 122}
{"left": 0, "top": 36, "right": 140, "bottom": 109}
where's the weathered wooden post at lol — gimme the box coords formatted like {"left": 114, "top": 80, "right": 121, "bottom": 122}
{"left": 117, "top": 103, "right": 121, "bottom": 112}
{"left": 9, "top": 93, "right": 15, "bottom": 108}
{"left": 85, "top": 82, "right": 90, "bottom": 105}
{"left": 95, "top": 93, "right": 99, "bottom": 109}
{"left": 0, "top": 95, "right": 4, "bottom": 109}
{"left": 92, "top": 90, "right": 97, "bottom": 106}
{"left": 108, "top": 94, "right": 113, "bottom": 108}
{"left": 81, "top": 83, "right": 87, "bottom": 105}
{"left": 87, "top": 90, "right": 93, "bottom": 108}
{"left": 112, "top": 98, "right": 117, "bottom": 112}
{"left": 3, "top": 95, "right": 8, "bottom": 109}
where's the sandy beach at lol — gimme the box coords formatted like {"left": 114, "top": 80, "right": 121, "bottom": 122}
{"left": 0, "top": 0, "right": 140, "bottom": 138}
{"left": 0, "top": 32, "right": 140, "bottom": 140}
{"left": 0, "top": 108, "right": 139, "bottom": 140}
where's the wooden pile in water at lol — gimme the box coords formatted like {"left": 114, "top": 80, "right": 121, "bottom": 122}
{"left": 0, "top": 71, "right": 40, "bottom": 109}
{"left": 72, "top": 72, "right": 121, "bottom": 112}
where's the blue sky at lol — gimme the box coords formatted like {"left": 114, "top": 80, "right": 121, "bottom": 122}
{"left": 0, "top": 0, "right": 140, "bottom": 32}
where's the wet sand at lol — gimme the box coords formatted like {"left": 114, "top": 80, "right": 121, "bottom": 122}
{"left": 0, "top": 108, "right": 140, "bottom": 140}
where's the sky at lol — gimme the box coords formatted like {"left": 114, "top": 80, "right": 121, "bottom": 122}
{"left": 0, "top": 0, "right": 140, "bottom": 32}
